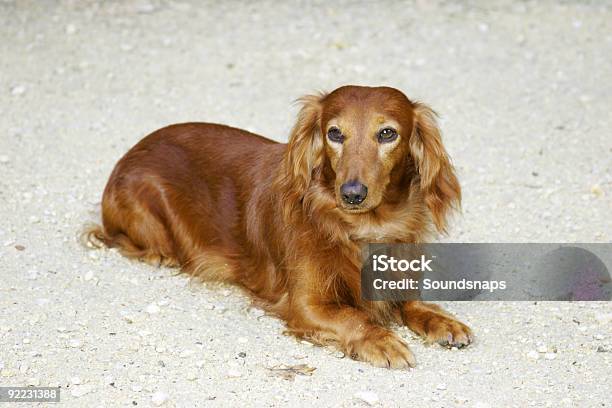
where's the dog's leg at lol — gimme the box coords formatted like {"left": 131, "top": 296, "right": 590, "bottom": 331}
{"left": 288, "top": 296, "right": 416, "bottom": 369}
{"left": 401, "top": 301, "right": 473, "bottom": 348}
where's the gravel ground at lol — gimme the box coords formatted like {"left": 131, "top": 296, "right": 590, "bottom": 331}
{"left": 1, "top": 1, "right": 611, "bottom": 407}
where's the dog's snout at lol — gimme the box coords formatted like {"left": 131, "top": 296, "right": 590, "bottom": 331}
{"left": 340, "top": 181, "right": 368, "bottom": 205}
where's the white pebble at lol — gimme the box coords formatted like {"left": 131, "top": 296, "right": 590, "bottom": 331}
{"left": 226, "top": 369, "right": 242, "bottom": 378}
{"left": 11, "top": 85, "right": 26, "bottom": 96}
{"left": 354, "top": 391, "right": 379, "bottom": 406}
{"left": 186, "top": 371, "right": 198, "bottom": 381}
{"left": 151, "top": 391, "right": 169, "bottom": 406}
{"left": 131, "top": 384, "right": 142, "bottom": 392}
{"left": 248, "top": 308, "right": 265, "bottom": 318}
{"left": 526, "top": 350, "right": 540, "bottom": 360}
{"left": 437, "top": 383, "right": 447, "bottom": 391}
{"left": 237, "top": 337, "right": 248, "bottom": 344}
{"left": 70, "top": 384, "right": 92, "bottom": 397}
{"left": 65, "top": 24, "right": 77, "bottom": 34}
{"left": 70, "top": 376, "right": 81, "bottom": 385}
{"left": 544, "top": 353, "right": 556, "bottom": 360}
{"left": 0, "top": 155, "right": 9, "bottom": 164}
{"left": 146, "top": 303, "right": 160, "bottom": 314}
{"left": 22, "top": 338, "right": 31, "bottom": 344}
{"left": 84, "top": 271, "right": 94, "bottom": 281}
{"left": 594, "top": 334, "right": 604, "bottom": 340}
{"left": 593, "top": 312, "right": 612, "bottom": 324}
{"left": 536, "top": 345, "right": 547, "bottom": 353}
{"left": 68, "top": 338, "right": 83, "bottom": 348}
{"left": 27, "top": 377, "right": 40, "bottom": 386}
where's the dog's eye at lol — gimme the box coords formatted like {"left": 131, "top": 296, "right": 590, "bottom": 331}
{"left": 377, "top": 127, "right": 398, "bottom": 143}
{"left": 327, "top": 127, "right": 344, "bottom": 143}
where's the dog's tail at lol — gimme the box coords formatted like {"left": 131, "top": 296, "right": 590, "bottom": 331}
{"left": 79, "top": 222, "right": 179, "bottom": 267}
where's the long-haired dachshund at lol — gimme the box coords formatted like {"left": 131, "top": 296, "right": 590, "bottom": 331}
{"left": 87, "top": 85, "right": 472, "bottom": 368}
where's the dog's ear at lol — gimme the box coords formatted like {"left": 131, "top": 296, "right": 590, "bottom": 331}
{"left": 409, "top": 102, "right": 461, "bottom": 233}
{"left": 276, "top": 93, "right": 326, "bottom": 218}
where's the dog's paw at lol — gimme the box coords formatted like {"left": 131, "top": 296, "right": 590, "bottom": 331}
{"left": 417, "top": 312, "right": 473, "bottom": 348}
{"left": 348, "top": 327, "right": 416, "bottom": 369}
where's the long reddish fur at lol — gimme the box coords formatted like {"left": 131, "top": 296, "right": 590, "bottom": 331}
{"left": 85, "top": 86, "right": 472, "bottom": 368}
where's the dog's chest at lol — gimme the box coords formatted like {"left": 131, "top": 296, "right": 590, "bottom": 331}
{"left": 347, "top": 206, "right": 422, "bottom": 243}
{"left": 349, "top": 223, "right": 396, "bottom": 242}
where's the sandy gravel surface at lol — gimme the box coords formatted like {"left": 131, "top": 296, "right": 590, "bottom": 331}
{"left": 1, "top": 0, "right": 611, "bottom": 407}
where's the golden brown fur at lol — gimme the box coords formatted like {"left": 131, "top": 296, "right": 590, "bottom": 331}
{"left": 86, "top": 86, "right": 472, "bottom": 368}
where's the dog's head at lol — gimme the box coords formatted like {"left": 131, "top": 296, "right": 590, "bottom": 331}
{"left": 279, "top": 85, "right": 460, "bottom": 233}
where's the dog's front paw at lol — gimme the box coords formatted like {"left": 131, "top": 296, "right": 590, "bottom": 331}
{"left": 347, "top": 327, "right": 416, "bottom": 369}
{"left": 413, "top": 312, "right": 473, "bottom": 348}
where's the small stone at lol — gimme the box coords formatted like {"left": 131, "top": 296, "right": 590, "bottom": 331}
{"left": 68, "top": 338, "right": 83, "bottom": 348}
{"left": 594, "top": 334, "right": 604, "bottom": 340}
{"left": 354, "top": 391, "right": 379, "bottom": 406}
{"left": 1, "top": 369, "right": 13, "bottom": 377}
{"left": 11, "top": 85, "right": 26, "bottom": 96}
{"left": 590, "top": 184, "right": 604, "bottom": 197}
{"left": 0, "top": 155, "right": 9, "bottom": 164}
{"left": 27, "top": 377, "right": 40, "bottom": 386}
{"left": 594, "top": 312, "right": 612, "bottom": 324}
{"left": 22, "top": 338, "right": 31, "bottom": 344}
{"left": 84, "top": 271, "right": 94, "bottom": 281}
{"left": 226, "top": 369, "right": 242, "bottom": 378}
{"left": 185, "top": 371, "right": 198, "bottom": 381}
{"left": 151, "top": 391, "right": 168, "bottom": 406}
{"left": 70, "top": 384, "right": 92, "bottom": 397}
{"left": 146, "top": 303, "right": 160, "bottom": 314}
{"left": 155, "top": 346, "right": 166, "bottom": 353}
{"left": 65, "top": 24, "right": 77, "bottom": 34}
{"left": 544, "top": 353, "right": 556, "bottom": 360}
{"left": 131, "top": 384, "right": 142, "bottom": 392}
{"left": 237, "top": 337, "right": 248, "bottom": 344}
{"left": 248, "top": 308, "right": 265, "bottom": 318}
{"left": 195, "top": 360, "right": 205, "bottom": 368}
{"left": 437, "top": 383, "right": 447, "bottom": 391}
{"left": 536, "top": 345, "right": 547, "bottom": 353}
{"left": 135, "top": 1, "right": 156, "bottom": 13}
{"left": 526, "top": 350, "right": 540, "bottom": 360}
{"left": 70, "top": 376, "right": 81, "bottom": 385}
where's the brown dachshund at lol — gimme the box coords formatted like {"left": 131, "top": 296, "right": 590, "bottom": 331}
{"left": 87, "top": 85, "right": 472, "bottom": 368}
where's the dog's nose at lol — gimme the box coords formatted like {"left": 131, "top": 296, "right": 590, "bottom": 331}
{"left": 340, "top": 181, "right": 368, "bottom": 205}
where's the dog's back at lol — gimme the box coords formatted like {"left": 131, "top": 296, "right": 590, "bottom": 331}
{"left": 87, "top": 123, "right": 284, "bottom": 277}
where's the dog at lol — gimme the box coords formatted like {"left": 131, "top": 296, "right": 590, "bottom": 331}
{"left": 86, "top": 85, "right": 472, "bottom": 368}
